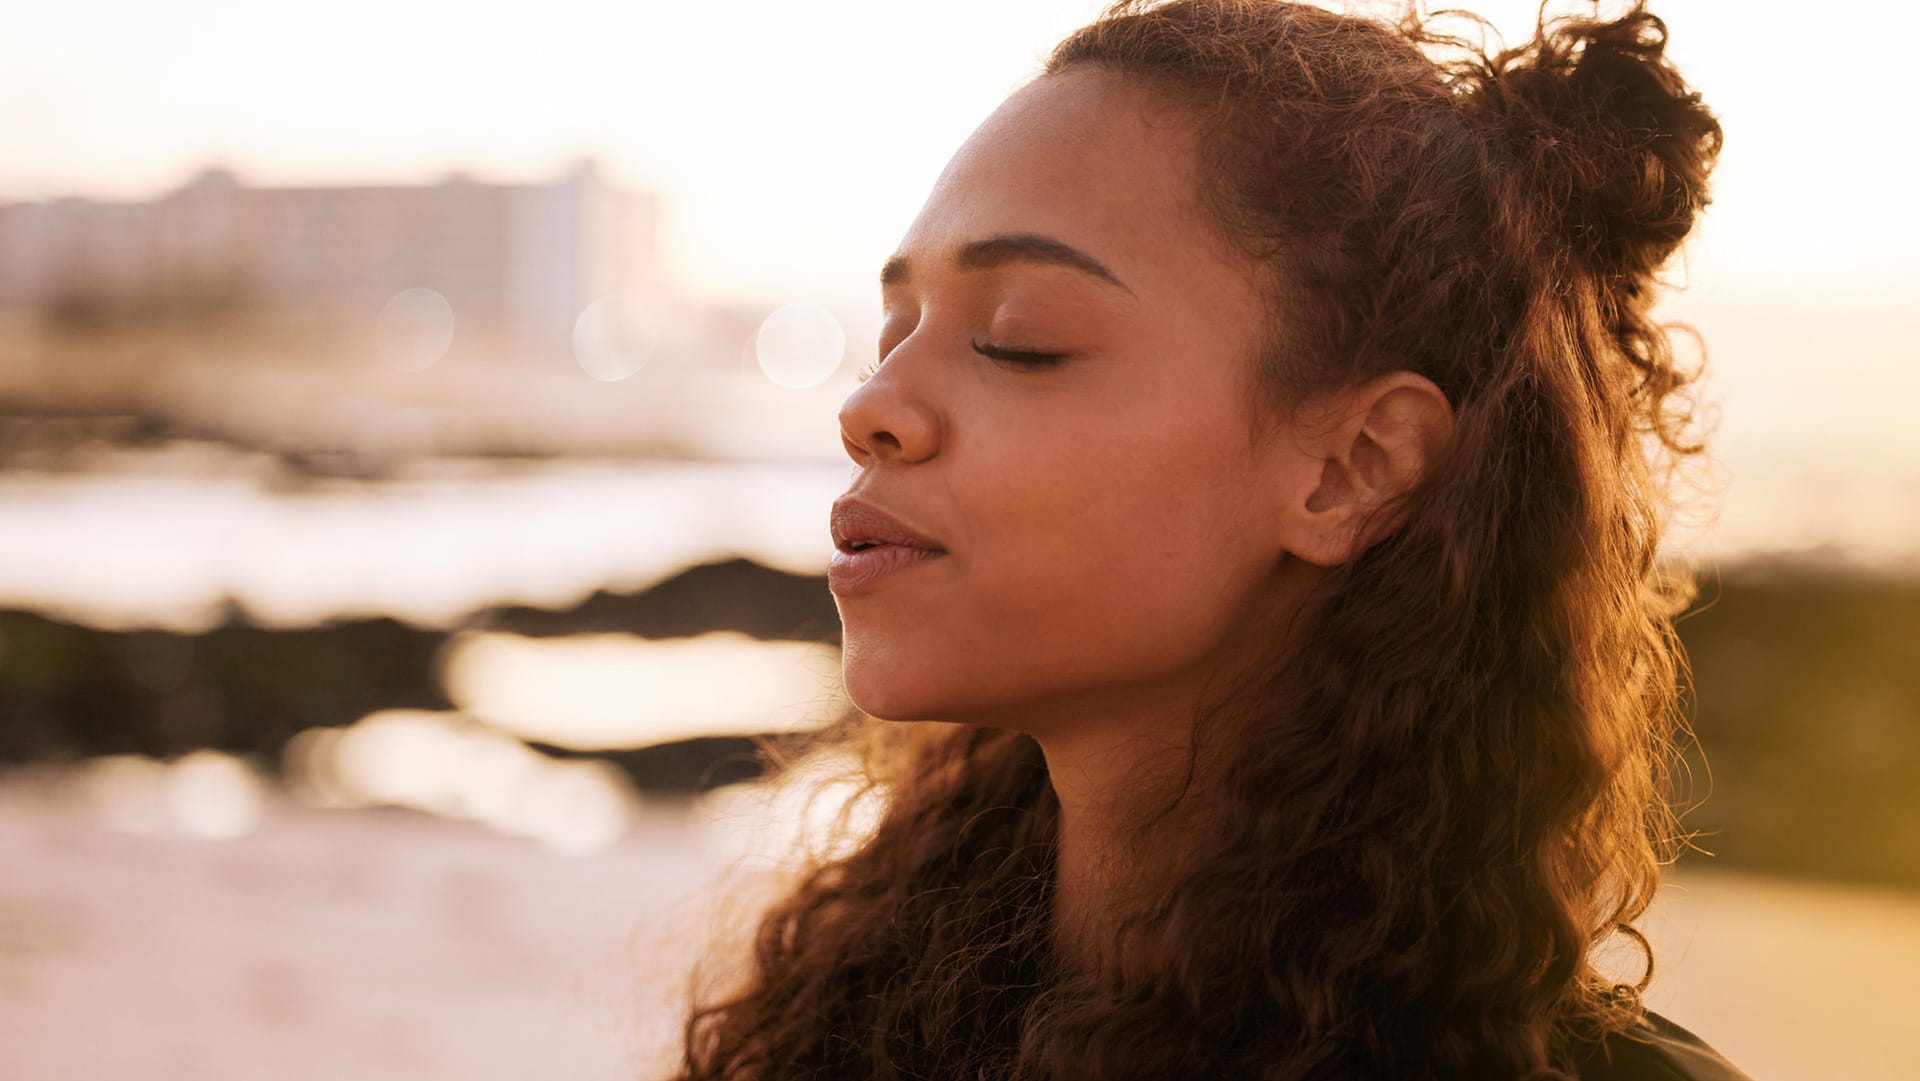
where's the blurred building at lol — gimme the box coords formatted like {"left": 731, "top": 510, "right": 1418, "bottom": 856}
{"left": 0, "top": 158, "right": 665, "bottom": 367}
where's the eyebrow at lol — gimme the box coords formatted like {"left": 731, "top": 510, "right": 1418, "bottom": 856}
{"left": 879, "top": 233, "right": 1135, "bottom": 296}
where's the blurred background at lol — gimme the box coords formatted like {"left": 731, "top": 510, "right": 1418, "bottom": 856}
{"left": 0, "top": 1, "right": 1914, "bottom": 1078}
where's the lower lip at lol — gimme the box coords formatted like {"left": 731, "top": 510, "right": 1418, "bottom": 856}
{"left": 828, "top": 545, "right": 946, "bottom": 595}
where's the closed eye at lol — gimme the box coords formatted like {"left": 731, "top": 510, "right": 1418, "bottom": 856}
{"left": 970, "top": 337, "right": 1066, "bottom": 367}
{"left": 856, "top": 338, "right": 1066, "bottom": 383}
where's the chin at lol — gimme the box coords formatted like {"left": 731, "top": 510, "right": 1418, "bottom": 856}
{"left": 840, "top": 670, "right": 939, "bottom": 723}
{"left": 840, "top": 651, "right": 974, "bottom": 724}
{"left": 843, "top": 665, "right": 1067, "bottom": 735}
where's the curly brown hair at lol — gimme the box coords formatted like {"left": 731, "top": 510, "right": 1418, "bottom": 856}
{"left": 672, "top": 2, "right": 1723, "bottom": 1078}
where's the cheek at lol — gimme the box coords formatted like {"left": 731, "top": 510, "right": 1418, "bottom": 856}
{"left": 953, "top": 430, "right": 1273, "bottom": 681}
{"left": 834, "top": 387, "right": 1278, "bottom": 721}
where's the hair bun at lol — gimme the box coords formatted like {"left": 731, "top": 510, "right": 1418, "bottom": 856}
{"left": 1467, "top": 3, "right": 1723, "bottom": 286}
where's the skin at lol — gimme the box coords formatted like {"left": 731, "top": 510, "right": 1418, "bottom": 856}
{"left": 833, "top": 66, "right": 1453, "bottom": 965}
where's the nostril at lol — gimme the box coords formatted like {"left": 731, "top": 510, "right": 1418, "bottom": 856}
{"left": 838, "top": 384, "right": 938, "bottom": 463}
{"left": 842, "top": 428, "right": 901, "bottom": 460}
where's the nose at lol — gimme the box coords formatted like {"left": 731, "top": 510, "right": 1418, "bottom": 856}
{"left": 838, "top": 356, "right": 941, "bottom": 466}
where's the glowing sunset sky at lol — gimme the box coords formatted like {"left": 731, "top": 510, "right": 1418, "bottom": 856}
{"left": 2, "top": 0, "right": 1912, "bottom": 310}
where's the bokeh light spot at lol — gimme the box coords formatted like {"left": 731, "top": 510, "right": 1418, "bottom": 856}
{"left": 572, "top": 296, "right": 655, "bottom": 382}
{"left": 754, "top": 302, "right": 845, "bottom": 388}
{"left": 82, "top": 754, "right": 170, "bottom": 835}
{"left": 164, "top": 750, "right": 265, "bottom": 840}
{"left": 375, "top": 287, "right": 455, "bottom": 373}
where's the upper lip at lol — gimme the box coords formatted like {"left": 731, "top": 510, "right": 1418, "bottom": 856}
{"left": 831, "top": 496, "right": 945, "bottom": 554}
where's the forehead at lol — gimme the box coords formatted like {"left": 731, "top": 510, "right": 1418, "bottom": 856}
{"left": 893, "top": 68, "right": 1236, "bottom": 296}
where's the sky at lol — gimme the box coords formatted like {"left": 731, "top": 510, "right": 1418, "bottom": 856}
{"left": 3, "top": 0, "right": 1916, "bottom": 311}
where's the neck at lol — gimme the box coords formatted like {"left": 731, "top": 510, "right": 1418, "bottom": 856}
{"left": 1021, "top": 560, "right": 1321, "bottom": 971}
{"left": 1035, "top": 703, "right": 1197, "bottom": 972}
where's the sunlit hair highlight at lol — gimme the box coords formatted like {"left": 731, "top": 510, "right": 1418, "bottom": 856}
{"left": 674, "top": 2, "right": 1722, "bottom": 1078}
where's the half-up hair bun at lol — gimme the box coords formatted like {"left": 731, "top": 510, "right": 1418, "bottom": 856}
{"left": 1463, "top": 2, "right": 1724, "bottom": 287}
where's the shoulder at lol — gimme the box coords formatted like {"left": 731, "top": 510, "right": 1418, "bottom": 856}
{"left": 1572, "top": 1010, "right": 1755, "bottom": 1081}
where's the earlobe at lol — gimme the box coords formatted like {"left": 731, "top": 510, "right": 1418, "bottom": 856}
{"left": 1283, "top": 372, "right": 1454, "bottom": 566}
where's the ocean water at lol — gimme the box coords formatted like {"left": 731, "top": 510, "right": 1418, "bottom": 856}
{"left": 0, "top": 435, "right": 1913, "bottom": 638}
{"left": 0, "top": 447, "right": 850, "bottom": 632}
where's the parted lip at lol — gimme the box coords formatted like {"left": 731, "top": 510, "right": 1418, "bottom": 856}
{"left": 831, "top": 496, "right": 945, "bottom": 554}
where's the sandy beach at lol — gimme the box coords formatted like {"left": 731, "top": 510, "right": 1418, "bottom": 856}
{"left": 1, "top": 772, "right": 1912, "bottom": 1081}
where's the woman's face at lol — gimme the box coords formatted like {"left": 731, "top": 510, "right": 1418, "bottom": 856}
{"left": 834, "top": 67, "right": 1313, "bottom": 735}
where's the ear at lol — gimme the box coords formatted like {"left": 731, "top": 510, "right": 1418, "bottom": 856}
{"left": 1281, "top": 371, "right": 1454, "bottom": 567}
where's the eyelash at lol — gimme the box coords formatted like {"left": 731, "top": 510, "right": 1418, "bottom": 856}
{"left": 856, "top": 338, "right": 1067, "bottom": 384}
{"left": 971, "top": 337, "right": 1068, "bottom": 367}
{"left": 856, "top": 341, "right": 1067, "bottom": 389}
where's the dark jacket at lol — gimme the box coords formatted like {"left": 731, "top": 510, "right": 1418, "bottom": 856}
{"left": 1574, "top": 1011, "right": 1754, "bottom": 1081}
